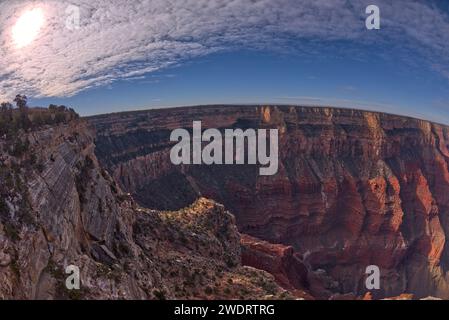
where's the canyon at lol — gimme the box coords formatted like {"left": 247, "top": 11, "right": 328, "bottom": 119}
{"left": 0, "top": 113, "right": 291, "bottom": 299}
{"left": 2, "top": 104, "right": 449, "bottom": 300}
{"left": 89, "top": 105, "right": 449, "bottom": 299}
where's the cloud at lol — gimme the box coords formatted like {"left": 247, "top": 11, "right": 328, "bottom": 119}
{"left": 0, "top": 0, "right": 449, "bottom": 100}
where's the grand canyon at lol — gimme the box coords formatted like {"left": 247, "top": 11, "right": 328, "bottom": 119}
{"left": 1, "top": 0, "right": 448, "bottom": 307}
{"left": 2, "top": 104, "right": 449, "bottom": 300}
{"left": 89, "top": 105, "right": 449, "bottom": 299}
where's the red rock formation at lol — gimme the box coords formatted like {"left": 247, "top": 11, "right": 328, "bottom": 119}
{"left": 241, "top": 234, "right": 313, "bottom": 298}
{"left": 89, "top": 105, "right": 449, "bottom": 299}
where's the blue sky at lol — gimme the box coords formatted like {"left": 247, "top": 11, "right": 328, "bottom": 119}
{"left": 30, "top": 48, "right": 449, "bottom": 122}
{"left": 1, "top": 1, "right": 449, "bottom": 122}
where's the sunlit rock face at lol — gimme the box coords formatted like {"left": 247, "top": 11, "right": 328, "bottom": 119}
{"left": 90, "top": 105, "right": 449, "bottom": 299}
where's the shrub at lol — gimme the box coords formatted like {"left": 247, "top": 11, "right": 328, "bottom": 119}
{"left": 205, "top": 286, "right": 213, "bottom": 295}
{"left": 0, "top": 197, "right": 8, "bottom": 218}
{"left": 0, "top": 98, "right": 79, "bottom": 136}
{"left": 153, "top": 289, "right": 166, "bottom": 300}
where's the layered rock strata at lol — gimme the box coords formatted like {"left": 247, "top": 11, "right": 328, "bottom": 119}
{"left": 90, "top": 105, "right": 449, "bottom": 299}
{"left": 0, "top": 119, "right": 290, "bottom": 300}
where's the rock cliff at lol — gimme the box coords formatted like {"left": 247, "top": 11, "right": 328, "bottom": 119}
{"left": 0, "top": 118, "right": 291, "bottom": 300}
{"left": 90, "top": 105, "right": 449, "bottom": 299}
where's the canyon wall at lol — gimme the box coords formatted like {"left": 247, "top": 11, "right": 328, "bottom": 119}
{"left": 0, "top": 119, "right": 290, "bottom": 300}
{"left": 90, "top": 105, "right": 449, "bottom": 299}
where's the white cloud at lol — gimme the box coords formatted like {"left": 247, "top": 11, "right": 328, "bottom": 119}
{"left": 0, "top": 0, "right": 448, "bottom": 100}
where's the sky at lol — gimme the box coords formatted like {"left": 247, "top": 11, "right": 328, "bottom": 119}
{"left": 0, "top": 0, "right": 449, "bottom": 122}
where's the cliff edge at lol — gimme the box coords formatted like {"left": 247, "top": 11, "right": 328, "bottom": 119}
{"left": 0, "top": 118, "right": 291, "bottom": 300}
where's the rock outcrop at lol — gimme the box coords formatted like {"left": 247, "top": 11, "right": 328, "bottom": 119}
{"left": 89, "top": 105, "right": 449, "bottom": 299}
{"left": 0, "top": 119, "right": 291, "bottom": 300}
{"left": 241, "top": 234, "right": 315, "bottom": 299}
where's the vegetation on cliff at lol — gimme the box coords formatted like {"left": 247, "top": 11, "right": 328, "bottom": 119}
{"left": 0, "top": 95, "right": 79, "bottom": 136}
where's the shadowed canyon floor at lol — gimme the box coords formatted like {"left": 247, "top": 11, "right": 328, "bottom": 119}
{"left": 89, "top": 105, "right": 449, "bottom": 299}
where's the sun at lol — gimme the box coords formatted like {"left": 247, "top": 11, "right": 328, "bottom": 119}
{"left": 12, "top": 8, "right": 45, "bottom": 48}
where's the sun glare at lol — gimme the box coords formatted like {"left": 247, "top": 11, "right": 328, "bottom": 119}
{"left": 12, "top": 8, "right": 45, "bottom": 48}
